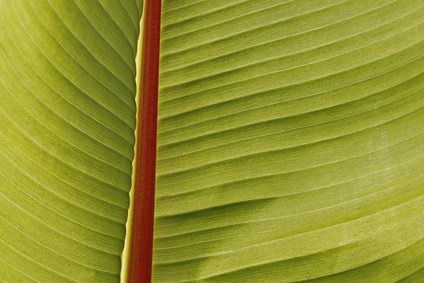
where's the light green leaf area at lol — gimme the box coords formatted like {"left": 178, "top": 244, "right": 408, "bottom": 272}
{"left": 153, "top": 0, "right": 424, "bottom": 282}
{"left": 0, "top": 0, "right": 141, "bottom": 282}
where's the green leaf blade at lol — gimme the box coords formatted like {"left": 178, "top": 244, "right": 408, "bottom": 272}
{"left": 153, "top": 0, "right": 424, "bottom": 281}
{"left": 0, "top": 0, "right": 141, "bottom": 282}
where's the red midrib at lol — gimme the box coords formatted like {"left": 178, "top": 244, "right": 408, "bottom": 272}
{"left": 128, "top": 0, "right": 162, "bottom": 282}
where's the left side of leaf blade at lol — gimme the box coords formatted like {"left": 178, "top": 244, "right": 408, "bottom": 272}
{"left": 0, "top": 0, "right": 141, "bottom": 282}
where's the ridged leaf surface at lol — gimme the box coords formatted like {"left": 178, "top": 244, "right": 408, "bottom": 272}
{"left": 153, "top": 0, "right": 424, "bottom": 282}
{"left": 0, "top": 1, "right": 141, "bottom": 282}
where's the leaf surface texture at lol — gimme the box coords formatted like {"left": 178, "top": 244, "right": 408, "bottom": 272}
{"left": 153, "top": 0, "right": 424, "bottom": 282}
{"left": 0, "top": 1, "right": 142, "bottom": 282}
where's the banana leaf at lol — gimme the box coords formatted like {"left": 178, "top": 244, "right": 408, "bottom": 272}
{"left": 1, "top": 0, "right": 423, "bottom": 282}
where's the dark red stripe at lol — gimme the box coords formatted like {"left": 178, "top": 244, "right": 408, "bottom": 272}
{"left": 128, "top": 1, "right": 161, "bottom": 282}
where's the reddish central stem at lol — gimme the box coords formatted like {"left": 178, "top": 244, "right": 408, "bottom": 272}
{"left": 128, "top": 1, "right": 161, "bottom": 282}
